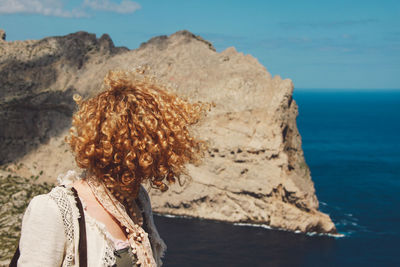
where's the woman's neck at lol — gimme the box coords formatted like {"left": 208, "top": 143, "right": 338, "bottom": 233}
{"left": 83, "top": 170, "right": 140, "bottom": 201}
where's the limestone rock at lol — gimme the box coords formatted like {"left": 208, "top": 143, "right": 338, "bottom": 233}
{"left": 0, "top": 29, "right": 5, "bottom": 41}
{"left": 0, "top": 30, "right": 336, "bottom": 234}
{"left": 0, "top": 31, "right": 127, "bottom": 164}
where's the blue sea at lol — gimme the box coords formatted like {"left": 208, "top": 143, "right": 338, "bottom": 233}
{"left": 154, "top": 89, "right": 400, "bottom": 267}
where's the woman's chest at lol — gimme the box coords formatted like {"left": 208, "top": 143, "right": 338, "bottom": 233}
{"left": 84, "top": 212, "right": 137, "bottom": 267}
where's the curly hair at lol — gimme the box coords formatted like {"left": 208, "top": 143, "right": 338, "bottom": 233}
{"left": 66, "top": 69, "right": 208, "bottom": 197}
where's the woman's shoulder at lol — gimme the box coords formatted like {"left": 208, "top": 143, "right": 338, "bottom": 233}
{"left": 18, "top": 185, "right": 74, "bottom": 266}
{"left": 24, "top": 192, "right": 61, "bottom": 217}
{"left": 20, "top": 188, "right": 68, "bottom": 246}
{"left": 24, "top": 170, "right": 83, "bottom": 227}
{"left": 23, "top": 185, "right": 75, "bottom": 224}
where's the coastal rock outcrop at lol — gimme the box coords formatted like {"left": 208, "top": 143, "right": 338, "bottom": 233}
{"left": 0, "top": 29, "right": 5, "bottom": 41}
{"left": 0, "top": 29, "right": 336, "bottom": 235}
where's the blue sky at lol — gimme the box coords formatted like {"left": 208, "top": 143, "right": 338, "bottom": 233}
{"left": 1, "top": 0, "right": 399, "bottom": 89}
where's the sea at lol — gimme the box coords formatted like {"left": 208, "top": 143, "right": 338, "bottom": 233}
{"left": 153, "top": 89, "right": 400, "bottom": 267}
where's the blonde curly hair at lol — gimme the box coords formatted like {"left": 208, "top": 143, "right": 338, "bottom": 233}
{"left": 66, "top": 69, "right": 208, "bottom": 197}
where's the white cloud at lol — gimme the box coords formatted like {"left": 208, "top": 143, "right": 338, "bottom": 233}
{"left": 0, "top": 0, "right": 140, "bottom": 17}
{"left": 0, "top": 0, "right": 88, "bottom": 17}
{"left": 84, "top": 0, "right": 140, "bottom": 14}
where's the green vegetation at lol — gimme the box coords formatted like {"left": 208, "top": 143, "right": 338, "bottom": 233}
{"left": 0, "top": 173, "right": 53, "bottom": 264}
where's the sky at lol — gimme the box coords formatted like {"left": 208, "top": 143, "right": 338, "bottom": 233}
{"left": 0, "top": 0, "right": 399, "bottom": 90}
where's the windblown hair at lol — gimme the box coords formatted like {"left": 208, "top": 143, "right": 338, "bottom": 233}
{"left": 67, "top": 69, "right": 208, "bottom": 196}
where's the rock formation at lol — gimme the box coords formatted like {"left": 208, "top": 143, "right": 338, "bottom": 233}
{"left": 0, "top": 29, "right": 5, "bottom": 41}
{"left": 0, "top": 29, "right": 336, "bottom": 234}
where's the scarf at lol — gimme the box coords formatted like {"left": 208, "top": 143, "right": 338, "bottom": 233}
{"left": 85, "top": 174, "right": 157, "bottom": 267}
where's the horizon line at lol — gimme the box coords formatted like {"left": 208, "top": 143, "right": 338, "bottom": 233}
{"left": 294, "top": 88, "right": 400, "bottom": 91}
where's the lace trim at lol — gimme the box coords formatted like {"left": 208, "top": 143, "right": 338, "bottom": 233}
{"left": 83, "top": 213, "right": 117, "bottom": 266}
{"left": 48, "top": 186, "right": 76, "bottom": 267}
{"left": 104, "top": 244, "right": 116, "bottom": 267}
{"left": 82, "top": 197, "right": 132, "bottom": 266}
{"left": 86, "top": 176, "right": 157, "bottom": 267}
{"left": 112, "top": 237, "right": 131, "bottom": 251}
{"left": 55, "top": 170, "right": 159, "bottom": 267}
{"left": 57, "top": 170, "right": 80, "bottom": 186}
{"left": 79, "top": 185, "right": 129, "bottom": 250}
{"left": 56, "top": 171, "right": 119, "bottom": 267}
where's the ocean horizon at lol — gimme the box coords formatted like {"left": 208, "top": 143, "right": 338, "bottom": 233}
{"left": 295, "top": 88, "right": 400, "bottom": 91}
{"left": 153, "top": 89, "right": 400, "bottom": 266}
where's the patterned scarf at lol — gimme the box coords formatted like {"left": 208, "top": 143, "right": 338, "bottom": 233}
{"left": 85, "top": 175, "right": 157, "bottom": 267}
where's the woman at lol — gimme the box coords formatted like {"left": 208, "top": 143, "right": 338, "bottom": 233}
{"left": 15, "top": 69, "right": 208, "bottom": 266}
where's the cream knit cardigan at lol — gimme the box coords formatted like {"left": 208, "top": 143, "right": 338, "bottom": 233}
{"left": 17, "top": 170, "right": 167, "bottom": 267}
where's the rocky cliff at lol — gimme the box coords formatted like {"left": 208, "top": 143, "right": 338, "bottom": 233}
{"left": 0, "top": 29, "right": 336, "bottom": 235}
